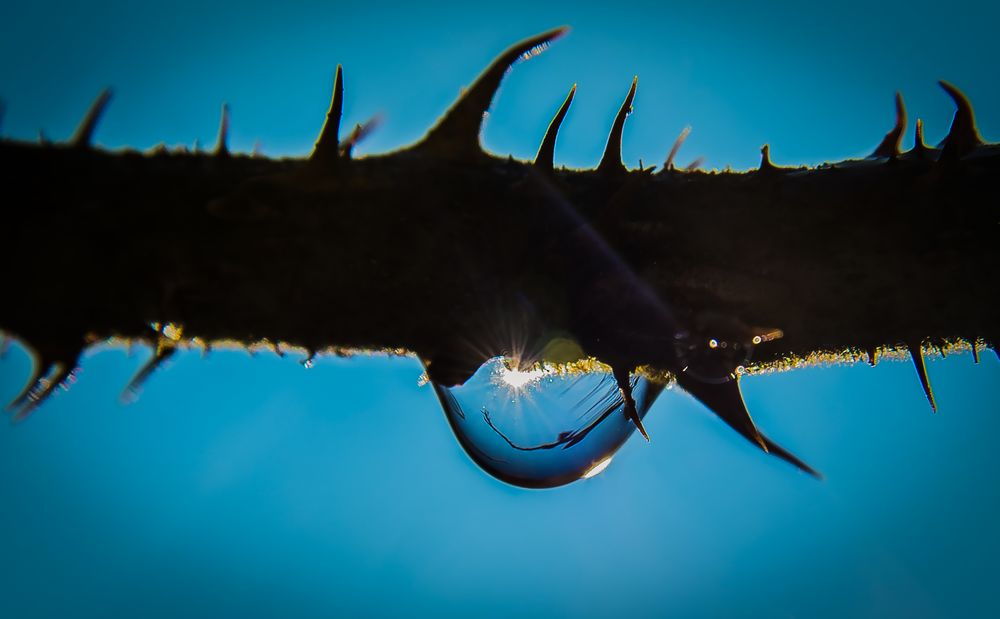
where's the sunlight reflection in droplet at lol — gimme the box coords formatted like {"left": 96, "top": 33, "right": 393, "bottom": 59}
{"left": 581, "top": 456, "right": 613, "bottom": 479}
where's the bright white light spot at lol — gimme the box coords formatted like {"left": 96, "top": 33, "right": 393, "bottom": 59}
{"left": 499, "top": 365, "right": 547, "bottom": 389}
{"left": 582, "top": 456, "right": 613, "bottom": 479}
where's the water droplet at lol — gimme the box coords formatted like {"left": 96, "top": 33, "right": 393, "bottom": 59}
{"left": 432, "top": 357, "right": 664, "bottom": 488}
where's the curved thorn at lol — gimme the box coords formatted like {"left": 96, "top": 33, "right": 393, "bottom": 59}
{"left": 663, "top": 126, "right": 691, "bottom": 171}
{"left": 675, "top": 372, "right": 818, "bottom": 476}
{"left": 872, "top": 91, "right": 906, "bottom": 158}
{"left": 675, "top": 372, "right": 767, "bottom": 452}
{"left": 70, "top": 88, "right": 112, "bottom": 147}
{"left": 418, "top": 27, "right": 569, "bottom": 155}
{"left": 598, "top": 75, "right": 637, "bottom": 174}
{"left": 970, "top": 338, "right": 980, "bottom": 364}
{"left": 312, "top": 65, "right": 344, "bottom": 162}
{"left": 534, "top": 84, "right": 576, "bottom": 171}
{"left": 907, "top": 341, "right": 937, "bottom": 413}
{"left": 613, "top": 366, "right": 649, "bottom": 441}
{"left": 7, "top": 362, "right": 45, "bottom": 411}
{"left": 12, "top": 363, "right": 72, "bottom": 422}
{"left": 939, "top": 80, "right": 983, "bottom": 162}
{"left": 214, "top": 102, "right": 230, "bottom": 156}
{"left": 121, "top": 345, "right": 176, "bottom": 402}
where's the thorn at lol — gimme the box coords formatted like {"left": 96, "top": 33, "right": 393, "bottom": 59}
{"left": 760, "top": 434, "right": 822, "bottom": 479}
{"left": 613, "top": 367, "right": 649, "bottom": 441}
{"left": 938, "top": 81, "right": 983, "bottom": 162}
{"left": 214, "top": 102, "right": 230, "bottom": 156}
{"left": 12, "top": 363, "right": 73, "bottom": 422}
{"left": 418, "top": 27, "right": 569, "bottom": 156}
{"left": 339, "top": 115, "right": 382, "bottom": 158}
{"left": 598, "top": 76, "right": 638, "bottom": 175}
{"left": 675, "top": 372, "right": 817, "bottom": 475}
{"left": 867, "top": 346, "right": 878, "bottom": 367}
{"left": 907, "top": 341, "right": 937, "bottom": 413}
{"left": 685, "top": 156, "right": 705, "bottom": 171}
{"left": 534, "top": 84, "right": 576, "bottom": 171}
{"left": 7, "top": 362, "right": 44, "bottom": 412}
{"left": 675, "top": 372, "right": 766, "bottom": 451}
{"left": 312, "top": 65, "right": 344, "bottom": 162}
{"left": 759, "top": 144, "right": 779, "bottom": 172}
{"left": 121, "top": 345, "right": 176, "bottom": 402}
{"left": 912, "top": 118, "right": 928, "bottom": 157}
{"left": 970, "top": 338, "right": 980, "bottom": 364}
{"left": 70, "top": 88, "right": 112, "bottom": 147}
{"left": 872, "top": 91, "right": 906, "bottom": 158}
{"left": 663, "top": 126, "right": 691, "bottom": 171}
{"left": 6, "top": 340, "right": 83, "bottom": 419}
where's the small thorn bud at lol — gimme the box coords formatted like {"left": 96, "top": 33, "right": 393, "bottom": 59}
{"left": 214, "top": 103, "right": 230, "bottom": 156}
{"left": 912, "top": 118, "right": 928, "bottom": 157}
{"left": 759, "top": 144, "right": 779, "bottom": 172}
{"left": 71, "top": 88, "right": 113, "bottom": 147}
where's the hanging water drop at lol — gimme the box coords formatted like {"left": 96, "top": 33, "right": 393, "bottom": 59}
{"left": 431, "top": 357, "right": 664, "bottom": 488}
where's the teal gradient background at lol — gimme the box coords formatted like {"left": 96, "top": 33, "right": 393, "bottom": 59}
{"left": 2, "top": 2, "right": 999, "bottom": 617}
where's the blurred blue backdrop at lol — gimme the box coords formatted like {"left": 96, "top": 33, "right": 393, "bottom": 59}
{"left": 2, "top": 1, "right": 999, "bottom": 617}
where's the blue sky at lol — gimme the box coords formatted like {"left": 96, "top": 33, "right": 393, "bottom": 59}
{"left": 2, "top": 1, "right": 999, "bottom": 617}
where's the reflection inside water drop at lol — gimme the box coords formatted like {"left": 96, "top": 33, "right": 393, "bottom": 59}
{"left": 432, "top": 358, "right": 664, "bottom": 488}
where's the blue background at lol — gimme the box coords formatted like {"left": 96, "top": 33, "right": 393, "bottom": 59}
{"left": 2, "top": 1, "right": 999, "bottom": 617}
